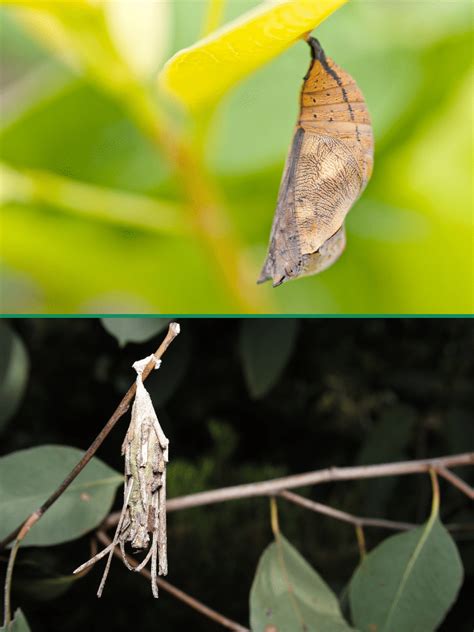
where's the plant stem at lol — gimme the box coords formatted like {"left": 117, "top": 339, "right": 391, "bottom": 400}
{"left": 269, "top": 497, "right": 280, "bottom": 538}
{"left": 96, "top": 531, "right": 249, "bottom": 632}
{"left": 436, "top": 466, "right": 474, "bottom": 499}
{"left": 135, "top": 452, "right": 473, "bottom": 513}
{"left": 2, "top": 539, "right": 20, "bottom": 628}
{"left": 1, "top": 163, "right": 187, "bottom": 236}
{"left": 279, "top": 490, "right": 417, "bottom": 531}
{"left": 429, "top": 467, "right": 440, "bottom": 516}
{"left": 0, "top": 323, "right": 180, "bottom": 551}
{"left": 124, "top": 90, "right": 271, "bottom": 313}
{"left": 355, "top": 524, "right": 366, "bottom": 560}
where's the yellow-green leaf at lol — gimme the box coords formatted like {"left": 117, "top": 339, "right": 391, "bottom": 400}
{"left": 158, "top": 0, "right": 347, "bottom": 110}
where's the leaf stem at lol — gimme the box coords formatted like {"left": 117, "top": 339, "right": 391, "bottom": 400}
{"left": 429, "top": 467, "right": 440, "bottom": 518}
{"left": 2, "top": 539, "right": 20, "bottom": 628}
{"left": 270, "top": 497, "right": 280, "bottom": 538}
{"left": 355, "top": 524, "right": 366, "bottom": 560}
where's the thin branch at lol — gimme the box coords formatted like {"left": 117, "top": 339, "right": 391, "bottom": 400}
{"left": 279, "top": 490, "right": 416, "bottom": 531}
{"left": 146, "top": 452, "right": 474, "bottom": 514}
{"left": 436, "top": 466, "right": 474, "bottom": 500}
{"left": 0, "top": 322, "right": 181, "bottom": 551}
{"left": 95, "top": 531, "right": 249, "bottom": 632}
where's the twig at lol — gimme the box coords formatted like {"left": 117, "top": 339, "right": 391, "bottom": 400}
{"left": 115, "top": 452, "right": 471, "bottom": 514}
{"left": 95, "top": 531, "right": 249, "bottom": 632}
{"left": 436, "top": 466, "right": 474, "bottom": 500}
{"left": 279, "top": 490, "right": 416, "bottom": 531}
{"left": 0, "top": 322, "right": 180, "bottom": 551}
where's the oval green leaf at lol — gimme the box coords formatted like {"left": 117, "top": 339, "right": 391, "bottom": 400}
{"left": 0, "top": 445, "right": 122, "bottom": 547}
{"left": 0, "top": 609, "right": 31, "bottom": 632}
{"left": 158, "top": 0, "right": 347, "bottom": 110}
{"left": 239, "top": 319, "right": 299, "bottom": 398}
{"left": 101, "top": 317, "right": 170, "bottom": 347}
{"left": 0, "top": 322, "right": 29, "bottom": 433}
{"left": 349, "top": 515, "right": 463, "bottom": 631}
{"left": 250, "top": 533, "right": 355, "bottom": 631}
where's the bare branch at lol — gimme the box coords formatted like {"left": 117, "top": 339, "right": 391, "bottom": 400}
{"left": 149, "top": 452, "right": 474, "bottom": 513}
{"left": 0, "top": 322, "right": 181, "bottom": 551}
{"left": 279, "top": 490, "right": 416, "bottom": 531}
{"left": 96, "top": 531, "right": 249, "bottom": 632}
{"left": 436, "top": 466, "right": 474, "bottom": 500}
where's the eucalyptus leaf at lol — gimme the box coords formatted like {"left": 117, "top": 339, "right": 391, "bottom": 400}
{"left": 349, "top": 515, "right": 463, "bottom": 631}
{"left": 0, "top": 445, "right": 122, "bottom": 547}
{"left": 0, "top": 322, "right": 29, "bottom": 432}
{"left": 239, "top": 319, "right": 299, "bottom": 398}
{"left": 101, "top": 317, "right": 170, "bottom": 347}
{"left": 250, "top": 534, "right": 355, "bottom": 631}
{"left": 0, "top": 609, "right": 31, "bottom": 632}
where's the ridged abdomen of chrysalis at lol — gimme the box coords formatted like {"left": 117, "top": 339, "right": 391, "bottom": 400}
{"left": 258, "top": 38, "right": 374, "bottom": 287}
{"left": 299, "top": 46, "right": 373, "bottom": 183}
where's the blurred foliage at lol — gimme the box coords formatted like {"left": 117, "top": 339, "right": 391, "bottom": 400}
{"left": 0, "top": 321, "right": 29, "bottom": 431}
{"left": 0, "top": 1, "right": 472, "bottom": 314}
{"left": 0, "top": 318, "right": 473, "bottom": 630}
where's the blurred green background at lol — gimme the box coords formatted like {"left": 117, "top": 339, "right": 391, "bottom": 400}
{"left": 0, "top": 1, "right": 473, "bottom": 314}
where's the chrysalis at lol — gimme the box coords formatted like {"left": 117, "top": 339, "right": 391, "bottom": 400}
{"left": 258, "top": 37, "right": 374, "bottom": 287}
{"left": 73, "top": 354, "right": 169, "bottom": 598}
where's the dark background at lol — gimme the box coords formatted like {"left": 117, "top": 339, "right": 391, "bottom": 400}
{"left": 1, "top": 318, "right": 473, "bottom": 631}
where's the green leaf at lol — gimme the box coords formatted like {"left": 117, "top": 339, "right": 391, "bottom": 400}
{"left": 0, "top": 609, "right": 31, "bottom": 632}
{"left": 0, "top": 322, "right": 29, "bottom": 432}
{"left": 239, "top": 319, "right": 298, "bottom": 398}
{"left": 349, "top": 513, "right": 463, "bottom": 631}
{"left": 159, "top": 0, "right": 348, "bottom": 110}
{"left": 250, "top": 534, "right": 355, "bottom": 632}
{"left": 0, "top": 445, "right": 122, "bottom": 547}
{"left": 101, "top": 317, "right": 170, "bottom": 347}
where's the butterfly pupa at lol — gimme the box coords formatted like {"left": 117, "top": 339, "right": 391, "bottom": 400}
{"left": 258, "top": 37, "right": 374, "bottom": 287}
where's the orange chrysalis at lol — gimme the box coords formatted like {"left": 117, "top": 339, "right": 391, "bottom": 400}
{"left": 259, "top": 37, "right": 374, "bottom": 287}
